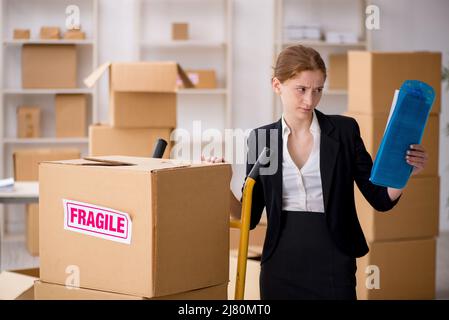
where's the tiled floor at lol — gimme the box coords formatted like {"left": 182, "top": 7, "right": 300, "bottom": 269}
{"left": 2, "top": 232, "right": 449, "bottom": 300}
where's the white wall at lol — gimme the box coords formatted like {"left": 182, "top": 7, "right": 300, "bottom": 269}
{"left": 96, "top": 0, "right": 449, "bottom": 231}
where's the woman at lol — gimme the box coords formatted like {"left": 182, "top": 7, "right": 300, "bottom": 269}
{"left": 205, "top": 45, "right": 428, "bottom": 300}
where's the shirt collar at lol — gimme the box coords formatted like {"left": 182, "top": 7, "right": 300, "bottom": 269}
{"left": 281, "top": 110, "right": 320, "bottom": 137}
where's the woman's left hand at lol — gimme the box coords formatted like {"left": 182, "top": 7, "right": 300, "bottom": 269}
{"left": 406, "top": 144, "right": 428, "bottom": 176}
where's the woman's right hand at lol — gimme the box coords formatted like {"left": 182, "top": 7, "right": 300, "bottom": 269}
{"left": 201, "top": 155, "right": 241, "bottom": 219}
{"left": 201, "top": 155, "right": 225, "bottom": 163}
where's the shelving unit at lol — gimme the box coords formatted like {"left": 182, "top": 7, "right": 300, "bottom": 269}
{"left": 273, "top": 0, "right": 371, "bottom": 120}
{"left": 0, "top": 0, "right": 98, "bottom": 258}
{"left": 136, "top": 0, "right": 233, "bottom": 143}
{"left": 0, "top": 0, "right": 99, "bottom": 177}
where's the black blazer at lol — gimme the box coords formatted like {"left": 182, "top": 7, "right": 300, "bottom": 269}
{"left": 245, "top": 109, "right": 401, "bottom": 262}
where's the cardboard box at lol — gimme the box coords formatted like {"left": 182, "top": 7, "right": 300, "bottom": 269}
{"left": 346, "top": 112, "right": 439, "bottom": 177}
{"left": 178, "top": 70, "right": 217, "bottom": 89}
{"left": 172, "top": 23, "right": 189, "bottom": 40}
{"left": 110, "top": 92, "right": 177, "bottom": 128}
{"left": 39, "top": 156, "right": 231, "bottom": 298}
{"left": 26, "top": 203, "right": 39, "bottom": 257}
{"left": 356, "top": 238, "right": 436, "bottom": 300}
{"left": 34, "top": 281, "right": 227, "bottom": 300}
{"left": 17, "top": 106, "right": 40, "bottom": 138}
{"left": 39, "top": 26, "right": 60, "bottom": 39}
{"left": 0, "top": 268, "right": 39, "bottom": 300}
{"left": 13, "top": 148, "right": 81, "bottom": 181}
{"left": 328, "top": 54, "right": 347, "bottom": 90}
{"left": 55, "top": 94, "right": 87, "bottom": 137}
{"left": 89, "top": 125, "right": 173, "bottom": 158}
{"left": 63, "top": 29, "right": 86, "bottom": 40}
{"left": 13, "top": 29, "right": 30, "bottom": 39}
{"left": 22, "top": 44, "right": 77, "bottom": 88}
{"left": 348, "top": 51, "right": 441, "bottom": 115}
{"left": 356, "top": 176, "right": 439, "bottom": 242}
{"left": 84, "top": 62, "right": 193, "bottom": 128}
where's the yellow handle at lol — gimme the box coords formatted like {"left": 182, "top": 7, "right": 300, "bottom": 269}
{"left": 231, "top": 177, "right": 256, "bottom": 300}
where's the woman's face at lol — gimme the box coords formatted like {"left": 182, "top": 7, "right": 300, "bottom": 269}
{"left": 273, "top": 70, "right": 325, "bottom": 121}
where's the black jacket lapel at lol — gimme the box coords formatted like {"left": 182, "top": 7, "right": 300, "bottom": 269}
{"left": 315, "top": 110, "right": 340, "bottom": 213}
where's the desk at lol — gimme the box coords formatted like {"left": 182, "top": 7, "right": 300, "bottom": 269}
{"left": 0, "top": 182, "right": 39, "bottom": 270}
{"left": 0, "top": 182, "right": 39, "bottom": 204}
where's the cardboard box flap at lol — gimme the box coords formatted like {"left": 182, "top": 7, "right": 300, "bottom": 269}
{"left": 40, "top": 157, "right": 135, "bottom": 167}
{"left": 84, "top": 61, "right": 194, "bottom": 92}
{"left": 0, "top": 271, "right": 38, "bottom": 300}
{"left": 84, "top": 61, "right": 111, "bottom": 88}
{"left": 177, "top": 64, "right": 194, "bottom": 89}
{"left": 83, "top": 157, "right": 136, "bottom": 166}
{"left": 41, "top": 156, "right": 192, "bottom": 171}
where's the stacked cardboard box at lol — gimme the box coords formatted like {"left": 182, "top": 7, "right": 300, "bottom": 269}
{"left": 346, "top": 51, "right": 441, "bottom": 299}
{"left": 85, "top": 62, "right": 194, "bottom": 158}
{"left": 37, "top": 155, "right": 231, "bottom": 299}
{"left": 0, "top": 268, "right": 39, "bottom": 300}
{"left": 328, "top": 53, "right": 348, "bottom": 90}
{"left": 55, "top": 94, "right": 87, "bottom": 137}
{"left": 13, "top": 148, "right": 81, "bottom": 256}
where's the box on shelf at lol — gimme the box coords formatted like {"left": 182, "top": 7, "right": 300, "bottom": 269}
{"left": 178, "top": 70, "right": 217, "bottom": 89}
{"left": 172, "top": 23, "right": 189, "bottom": 40}
{"left": 13, "top": 29, "right": 30, "bottom": 40}
{"left": 22, "top": 44, "right": 77, "bottom": 89}
{"left": 355, "top": 176, "right": 439, "bottom": 242}
{"left": 63, "top": 29, "right": 86, "bottom": 40}
{"left": 0, "top": 268, "right": 39, "bottom": 300}
{"left": 34, "top": 281, "right": 227, "bottom": 300}
{"left": 17, "top": 106, "right": 40, "bottom": 138}
{"left": 39, "top": 26, "right": 60, "bottom": 39}
{"left": 89, "top": 124, "right": 173, "bottom": 158}
{"left": 39, "top": 156, "right": 231, "bottom": 298}
{"left": 328, "top": 54, "right": 348, "bottom": 90}
{"left": 283, "top": 25, "right": 321, "bottom": 41}
{"left": 55, "top": 94, "right": 87, "bottom": 137}
{"left": 84, "top": 62, "right": 193, "bottom": 128}
{"left": 325, "top": 31, "right": 358, "bottom": 44}
{"left": 356, "top": 238, "right": 436, "bottom": 300}
{"left": 26, "top": 203, "right": 39, "bottom": 257}
{"left": 13, "top": 148, "right": 81, "bottom": 181}
{"left": 346, "top": 112, "right": 439, "bottom": 177}
{"left": 348, "top": 51, "right": 441, "bottom": 115}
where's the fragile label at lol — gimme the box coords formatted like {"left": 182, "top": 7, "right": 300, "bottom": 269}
{"left": 63, "top": 199, "right": 132, "bottom": 244}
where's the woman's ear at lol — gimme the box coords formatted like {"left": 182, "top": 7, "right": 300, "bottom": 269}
{"left": 272, "top": 77, "right": 281, "bottom": 95}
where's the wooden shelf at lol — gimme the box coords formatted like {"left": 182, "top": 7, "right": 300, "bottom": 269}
{"left": 178, "top": 88, "right": 228, "bottom": 95}
{"left": 3, "top": 138, "right": 89, "bottom": 144}
{"left": 281, "top": 40, "right": 367, "bottom": 48}
{"left": 2, "top": 88, "right": 93, "bottom": 95}
{"left": 141, "top": 40, "right": 226, "bottom": 49}
{"left": 3, "top": 39, "right": 94, "bottom": 45}
{"left": 324, "top": 89, "right": 347, "bottom": 95}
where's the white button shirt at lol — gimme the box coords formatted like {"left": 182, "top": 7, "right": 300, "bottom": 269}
{"left": 281, "top": 111, "right": 325, "bottom": 213}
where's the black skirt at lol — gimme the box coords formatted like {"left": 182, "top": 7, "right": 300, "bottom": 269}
{"left": 260, "top": 211, "right": 357, "bottom": 300}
